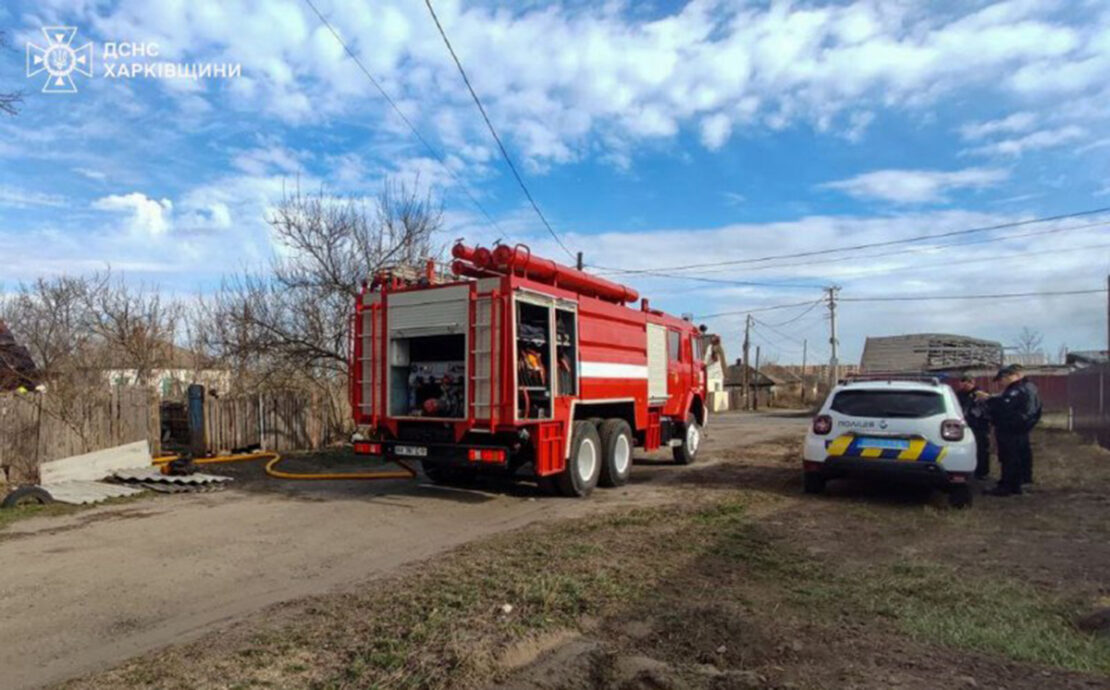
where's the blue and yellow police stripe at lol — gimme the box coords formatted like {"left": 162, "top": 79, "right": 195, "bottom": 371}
{"left": 825, "top": 435, "right": 947, "bottom": 462}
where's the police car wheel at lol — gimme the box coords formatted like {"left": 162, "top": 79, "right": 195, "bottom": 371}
{"left": 948, "top": 484, "right": 973, "bottom": 509}
{"left": 803, "top": 472, "right": 826, "bottom": 495}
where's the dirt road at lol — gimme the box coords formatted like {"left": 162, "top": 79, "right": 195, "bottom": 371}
{"left": 0, "top": 411, "right": 805, "bottom": 689}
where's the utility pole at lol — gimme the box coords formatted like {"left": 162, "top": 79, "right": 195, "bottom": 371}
{"left": 801, "top": 338, "right": 808, "bottom": 405}
{"left": 576, "top": 251, "right": 584, "bottom": 271}
{"left": 742, "top": 314, "right": 752, "bottom": 411}
{"left": 826, "top": 286, "right": 841, "bottom": 389}
{"left": 1106, "top": 274, "right": 1109, "bottom": 355}
{"left": 753, "top": 345, "right": 761, "bottom": 411}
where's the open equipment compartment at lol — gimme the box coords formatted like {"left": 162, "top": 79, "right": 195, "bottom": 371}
{"left": 388, "top": 334, "right": 466, "bottom": 419}
{"left": 516, "top": 300, "right": 552, "bottom": 419}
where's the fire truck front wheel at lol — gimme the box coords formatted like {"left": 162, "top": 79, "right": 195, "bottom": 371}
{"left": 556, "top": 421, "right": 602, "bottom": 497}
{"left": 673, "top": 412, "right": 701, "bottom": 465}
{"left": 598, "top": 419, "right": 633, "bottom": 488}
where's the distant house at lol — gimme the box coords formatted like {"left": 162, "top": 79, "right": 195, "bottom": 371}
{"left": 860, "top": 333, "right": 1002, "bottom": 373}
{"left": 1003, "top": 352, "right": 1047, "bottom": 367}
{"left": 700, "top": 335, "right": 728, "bottom": 393}
{"left": 101, "top": 341, "right": 231, "bottom": 397}
{"left": 0, "top": 320, "right": 38, "bottom": 392}
{"left": 724, "top": 359, "right": 784, "bottom": 407}
{"left": 1066, "top": 350, "right": 1108, "bottom": 368}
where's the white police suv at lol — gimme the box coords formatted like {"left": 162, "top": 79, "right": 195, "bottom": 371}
{"left": 803, "top": 376, "right": 977, "bottom": 508}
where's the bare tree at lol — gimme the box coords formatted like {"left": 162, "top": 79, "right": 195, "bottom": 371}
{"left": 0, "top": 31, "right": 23, "bottom": 116}
{"left": 205, "top": 178, "right": 442, "bottom": 392}
{"left": 83, "top": 274, "right": 182, "bottom": 386}
{"left": 0, "top": 275, "right": 97, "bottom": 381}
{"left": 1013, "top": 327, "right": 1044, "bottom": 356}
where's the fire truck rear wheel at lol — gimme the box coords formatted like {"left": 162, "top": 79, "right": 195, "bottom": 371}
{"left": 556, "top": 421, "right": 602, "bottom": 497}
{"left": 673, "top": 412, "right": 701, "bottom": 465}
{"left": 598, "top": 419, "right": 633, "bottom": 488}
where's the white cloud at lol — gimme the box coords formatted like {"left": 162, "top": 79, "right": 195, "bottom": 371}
{"left": 0, "top": 185, "right": 66, "bottom": 208}
{"left": 92, "top": 193, "right": 174, "bottom": 237}
{"left": 699, "top": 113, "right": 732, "bottom": 150}
{"left": 45, "top": 0, "right": 1110, "bottom": 168}
{"left": 959, "top": 112, "right": 1038, "bottom": 141}
{"left": 819, "top": 167, "right": 1010, "bottom": 204}
{"left": 967, "top": 125, "right": 1086, "bottom": 157}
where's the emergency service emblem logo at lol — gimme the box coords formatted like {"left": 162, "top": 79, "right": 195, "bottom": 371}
{"left": 26, "top": 27, "right": 93, "bottom": 93}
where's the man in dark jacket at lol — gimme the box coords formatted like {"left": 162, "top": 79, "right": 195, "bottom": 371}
{"left": 985, "top": 364, "right": 1040, "bottom": 496}
{"left": 954, "top": 372, "right": 991, "bottom": 479}
{"left": 1016, "top": 371, "right": 1042, "bottom": 484}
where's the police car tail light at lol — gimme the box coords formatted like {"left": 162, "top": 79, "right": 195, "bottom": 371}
{"left": 812, "top": 414, "right": 832, "bottom": 435}
{"left": 941, "top": 419, "right": 964, "bottom": 442}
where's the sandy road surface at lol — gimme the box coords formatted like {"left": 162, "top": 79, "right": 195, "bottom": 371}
{"left": 0, "top": 411, "right": 806, "bottom": 689}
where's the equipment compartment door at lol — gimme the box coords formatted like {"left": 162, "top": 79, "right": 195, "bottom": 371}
{"left": 647, "top": 323, "right": 667, "bottom": 401}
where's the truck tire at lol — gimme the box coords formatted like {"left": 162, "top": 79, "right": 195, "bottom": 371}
{"left": 672, "top": 413, "right": 701, "bottom": 465}
{"left": 2, "top": 486, "right": 53, "bottom": 508}
{"left": 556, "top": 421, "right": 602, "bottom": 497}
{"left": 598, "top": 419, "right": 633, "bottom": 488}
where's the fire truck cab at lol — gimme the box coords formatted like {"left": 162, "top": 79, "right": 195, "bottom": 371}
{"left": 350, "top": 242, "right": 707, "bottom": 497}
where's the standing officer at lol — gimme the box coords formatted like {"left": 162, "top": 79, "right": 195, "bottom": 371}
{"left": 954, "top": 372, "right": 991, "bottom": 479}
{"left": 985, "top": 364, "right": 1039, "bottom": 497}
{"left": 1015, "top": 366, "right": 1042, "bottom": 485}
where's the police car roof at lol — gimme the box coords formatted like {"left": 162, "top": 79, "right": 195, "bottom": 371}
{"left": 836, "top": 379, "right": 946, "bottom": 392}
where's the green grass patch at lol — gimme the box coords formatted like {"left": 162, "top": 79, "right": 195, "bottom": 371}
{"left": 859, "top": 560, "right": 1110, "bottom": 674}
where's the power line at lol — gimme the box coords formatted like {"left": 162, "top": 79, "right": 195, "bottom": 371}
{"left": 301, "top": 0, "right": 502, "bottom": 233}
{"left": 423, "top": 0, "right": 576, "bottom": 261}
{"left": 758, "top": 299, "right": 824, "bottom": 328}
{"left": 594, "top": 207, "right": 1110, "bottom": 275}
{"left": 753, "top": 318, "right": 829, "bottom": 356}
{"left": 617, "top": 270, "right": 826, "bottom": 289}
{"left": 694, "top": 299, "right": 824, "bottom": 319}
{"left": 652, "top": 219, "right": 1110, "bottom": 278}
{"left": 841, "top": 288, "right": 1107, "bottom": 303}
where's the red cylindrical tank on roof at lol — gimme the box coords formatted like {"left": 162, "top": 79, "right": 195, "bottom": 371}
{"left": 490, "top": 244, "right": 640, "bottom": 304}
{"left": 451, "top": 259, "right": 497, "bottom": 279}
{"left": 451, "top": 243, "right": 479, "bottom": 262}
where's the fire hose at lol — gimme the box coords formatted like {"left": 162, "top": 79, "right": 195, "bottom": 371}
{"left": 151, "top": 451, "right": 418, "bottom": 481}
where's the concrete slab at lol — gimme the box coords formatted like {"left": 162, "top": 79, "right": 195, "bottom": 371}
{"left": 39, "top": 441, "right": 150, "bottom": 484}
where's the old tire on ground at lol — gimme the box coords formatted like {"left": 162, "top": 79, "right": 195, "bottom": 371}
{"left": 803, "top": 472, "right": 826, "bottom": 494}
{"left": 948, "top": 484, "right": 973, "bottom": 509}
{"left": 598, "top": 418, "right": 633, "bottom": 488}
{"left": 2, "top": 486, "right": 54, "bottom": 508}
{"left": 672, "top": 413, "right": 701, "bottom": 465}
{"left": 556, "top": 421, "right": 602, "bottom": 497}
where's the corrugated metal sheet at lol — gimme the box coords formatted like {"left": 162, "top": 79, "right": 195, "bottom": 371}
{"left": 41, "top": 480, "right": 145, "bottom": 505}
{"left": 111, "top": 468, "right": 233, "bottom": 484}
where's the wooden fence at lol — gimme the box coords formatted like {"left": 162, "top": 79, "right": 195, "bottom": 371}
{"left": 200, "top": 390, "right": 348, "bottom": 454}
{"left": 0, "top": 388, "right": 157, "bottom": 485}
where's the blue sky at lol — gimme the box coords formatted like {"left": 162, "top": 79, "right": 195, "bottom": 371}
{"left": 1, "top": 0, "right": 1109, "bottom": 363}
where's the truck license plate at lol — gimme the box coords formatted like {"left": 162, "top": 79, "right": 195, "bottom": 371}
{"left": 858, "top": 438, "right": 910, "bottom": 450}
{"left": 395, "top": 445, "right": 428, "bottom": 457}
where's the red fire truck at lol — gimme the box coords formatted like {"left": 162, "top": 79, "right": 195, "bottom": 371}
{"left": 350, "top": 241, "right": 707, "bottom": 497}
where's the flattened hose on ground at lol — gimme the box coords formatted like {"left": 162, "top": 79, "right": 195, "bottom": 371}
{"left": 151, "top": 451, "right": 418, "bottom": 481}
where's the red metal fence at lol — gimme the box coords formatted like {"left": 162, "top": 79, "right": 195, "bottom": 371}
{"left": 1069, "top": 364, "right": 1109, "bottom": 449}
{"left": 967, "top": 373, "right": 1070, "bottom": 413}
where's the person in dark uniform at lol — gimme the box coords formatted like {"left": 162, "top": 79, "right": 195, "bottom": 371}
{"left": 984, "top": 365, "right": 1039, "bottom": 497}
{"left": 954, "top": 372, "right": 991, "bottom": 479}
{"left": 1015, "top": 367, "right": 1042, "bottom": 485}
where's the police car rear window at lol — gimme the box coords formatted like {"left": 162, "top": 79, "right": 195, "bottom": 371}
{"left": 830, "top": 390, "right": 946, "bottom": 418}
